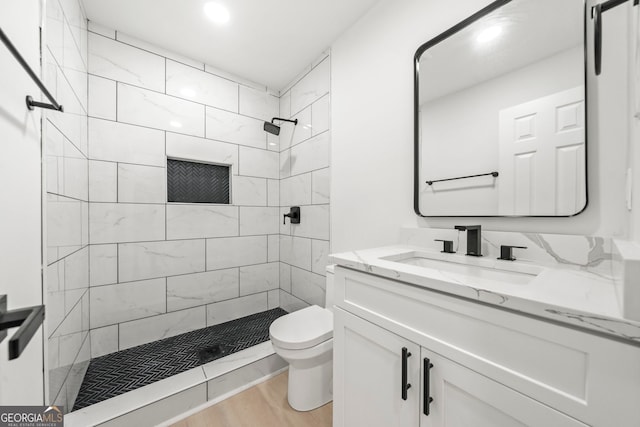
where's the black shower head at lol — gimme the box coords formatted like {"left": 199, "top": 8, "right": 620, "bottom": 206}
{"left": 264, "top": 121, "right": 281, "bottom": 136}
{"left": 263, "top": 117, "right": 298, "bottom": 136}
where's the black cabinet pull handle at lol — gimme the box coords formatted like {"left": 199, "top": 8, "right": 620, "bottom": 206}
{"left": 423, "top": 358, "right": 434, "bottom": 415}
{"left": 401, "top": 347, "right": 412, "bottom": 400}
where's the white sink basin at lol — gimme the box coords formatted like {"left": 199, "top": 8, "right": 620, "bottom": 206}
{"left": 382, "top": 251, "right": 540, "bottom": 286}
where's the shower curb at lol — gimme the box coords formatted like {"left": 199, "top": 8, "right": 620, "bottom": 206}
{"left": 64, "top": 341, "right": 286, "bottom": 426}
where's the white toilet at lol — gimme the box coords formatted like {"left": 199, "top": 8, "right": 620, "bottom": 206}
{"left": 269, "top": 266, "right": 335, "bottom": 411}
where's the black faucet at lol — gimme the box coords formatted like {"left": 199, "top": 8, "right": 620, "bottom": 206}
{"left": 454, "top": 225, "right": 482, "bottom": 257}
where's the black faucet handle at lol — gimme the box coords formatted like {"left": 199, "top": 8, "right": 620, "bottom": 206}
{"left": 434, "top": 239, "right": 455, "bottom": 254}
{"left": 498, "top": 245, "right": 527, "bottom": 261}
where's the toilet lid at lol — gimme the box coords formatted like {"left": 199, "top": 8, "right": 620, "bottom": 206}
{"left": 270, "top": 305, "right": 333, "bottom": 350}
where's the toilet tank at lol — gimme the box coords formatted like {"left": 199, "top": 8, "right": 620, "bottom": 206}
{"left": 325, "top": 265, "right": 335, "bottom": 311}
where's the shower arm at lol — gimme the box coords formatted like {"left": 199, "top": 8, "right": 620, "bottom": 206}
{"left": 271, "top": 117, "right": 299, "bottom": 125}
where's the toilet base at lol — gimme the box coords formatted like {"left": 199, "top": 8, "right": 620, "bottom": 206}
{"left": 287, "top": 357, "right": 333, "bottom": 411}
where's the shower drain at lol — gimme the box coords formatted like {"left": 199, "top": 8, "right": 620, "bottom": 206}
{"left": 197, "top": 343, "right": 228, "bottom": 364}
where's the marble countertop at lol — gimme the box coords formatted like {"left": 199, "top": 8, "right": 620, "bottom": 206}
{"left": 329, "top": 245, "right": 640, "bottom": 344}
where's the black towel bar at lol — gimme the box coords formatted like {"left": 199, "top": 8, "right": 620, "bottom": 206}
{"left": 0, "top": 26, "right": 64, "bottom": 112}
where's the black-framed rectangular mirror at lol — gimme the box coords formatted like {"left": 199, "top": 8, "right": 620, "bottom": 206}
{"left": 414, "top": 0, "right": 587, "bottom": 217}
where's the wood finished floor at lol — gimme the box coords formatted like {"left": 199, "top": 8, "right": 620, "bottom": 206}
{"left": 171, "top": 371, "right": 332, "bottom": 427}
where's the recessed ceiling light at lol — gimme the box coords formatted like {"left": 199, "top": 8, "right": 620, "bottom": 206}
{"left": 204, "top": 2, "right": 230, "bottom": 25}
{"left": 170, "top": 121, "right": 183, "bottom": 128}
{"left": 476, "top": 25, "right": 502, "bottom": 44}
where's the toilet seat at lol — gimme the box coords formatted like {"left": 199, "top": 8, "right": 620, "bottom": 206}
{"left": 270, "top": 305, "right": 333, "bottom": 350}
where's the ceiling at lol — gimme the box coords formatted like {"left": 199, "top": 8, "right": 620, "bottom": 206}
{"left": 81, "top": 0, "right": 379, "bottom": 90}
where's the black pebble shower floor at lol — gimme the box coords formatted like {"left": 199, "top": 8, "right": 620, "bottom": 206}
{"left": 73, "top": 308, "right": 287, "bottom": 411}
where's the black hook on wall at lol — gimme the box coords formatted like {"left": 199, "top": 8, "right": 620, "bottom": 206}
{"left": 592, "top": 0, "right": 639, "bottom": 76}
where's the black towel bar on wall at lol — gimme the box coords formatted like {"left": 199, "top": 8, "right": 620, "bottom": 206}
{"left": 0, "top": 26, "right": 64, "bottom": 112}
{"left": 0, "top": 295, "right": 45, "bottom": 360}
{"left": 592, "top": 0, "right": 639, "bottom": 76}
{"left": 426, "top": 171, "right": 499, "bottom": 186}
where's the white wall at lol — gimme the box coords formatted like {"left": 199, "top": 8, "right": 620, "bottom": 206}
{"left": 420, "top": 46, "right": 582, "bottom": 216}
{"left": 331, "top": 0, "right": 632, "bottom": 252}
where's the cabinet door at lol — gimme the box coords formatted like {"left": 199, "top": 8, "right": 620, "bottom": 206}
{"left": 420, "top": 349, "right": 588, "bottom": 427}
{"left": 334, "top": 308, "right": 420, "bottom": 427}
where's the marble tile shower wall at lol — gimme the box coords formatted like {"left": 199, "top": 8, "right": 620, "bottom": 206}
{"left": 86, "top": 25, "right": 282, "bottom": 358}
{"left": 44, "top": 0, "right": 90, "bottom": 412}
{"left": 277, "top": 54, "right": 331, "bottom": 312}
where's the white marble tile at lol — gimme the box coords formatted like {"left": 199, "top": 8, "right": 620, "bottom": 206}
{"left": 279, "top": 263, "right": 291, "bottom": 293}
{"left": 239, "top": 263, "right": 279, "bottom": 296}
{"left": 119, "top": 240, "right": 206, "bottom": 283}
{"left": 65, "top": 247, "right": 89, "bottom": 290}
{"left": 167, "top": 269, "right": 239, "bottom": 312}
{"left": 59, "top": 141, "right": 88, "bottom": 201}
{"left": 238, "top": 147, "right": 278, "bottom": 179}
{"left": 268, "top": 235, "right": 279, "bottom": 263}
{"left": 47, "top": 259, "right": 65, "bottom": 293}
{"left": 267, "top": 133, "right": 279, "bottom": 152}
{"left": 89, "top": 33, "right": 165, "bottom": 91}
{"left": 238, "top": 85, "right": 279, "bottom": 121}
{"left": 116, "top": 31, "right": 205, "bottom": 70}
{"left": 291, "top": 267, "right": 326, "bottom": 307}
{"left": 291, "top": 204, "right": 329, "bottom": 240}
{"left": 312, "top": 95, "right": 330, "bottom": 136}
{"left": 232, "top": 176, "right": 266, "bottom": 206}
{"left": 119, "top": 307, "right": 206, "bottom": 350}
{"left": 89, "top": 118, "right": 165, "bottom": 166}
{"left": 280, "top": 173, "right": 312, "bottom": 206}
{"left": 279, "top": 290, "right": 309, "bottom": 312}
{"left": 88, "top": 21, "right": 115, "bottom": 39}
{"left": 267, "top": 290, "right": 280, "bottom": 310}
{"left": 311, "top": 168, "right": 330, "bottom": 204}
{"left": 166, "top": 60, "right": 238, "bottom": 112}
{"left": 206, "top": 236, "right": 267, "bottom": 270}
{"left": 89, "top": 160, "right": 117, "bottom": 202}
{"left": 90, "top": 244, "right": 118, "bottom": 286}
{"left": 90, "top": 325, "right": 118, "bottom": 358}
{"left": 205, "top": 107, "right": 265, "bottom": 149}
{"left": 205, "top": 353, "right": 285, "bottom": 400}
{"left": 312, "top": 239, "right": 330, "bottom": 276}
{"left": 59, "top": 332, "right": 83, "bottom": 367}
{"left": 166, "top": 132, "right": 238, "bottom": 174}
{"left": 279, "top": 91, "right": 291, "bottom": 120}
{"left": 167, "top": 205, "right": 238, "bottom": 240}
{"left": 89, "top": 203, "right": 165, "bottom": 244}
{"left": 204, "top": 63, "right": 266, "bottom": 92}
{"left": 46, "top": 0, "right": 65, "bottom": 63}
{"left": 90, "top": 278, "right": 166, "bottom": 328}
{"left": 206, "top": 293, "right": 268, "bottom": 326}
{"left": 65, "top": 367, "right": 206, "bottom": 427}
{"left": 81, "top": 201, "right": 89, "bottom": 247}
{"left": 47, "top": 195, "right": 83, "bottom": 263}
{"left": 290, "top": 106, "right": 313, "bottom": 148}
{"left": 118, "top": 83, "right": 205, "bottom": 137}
{"left": 239, "top": 207, "right": 278, "bottom": 235}
{"left": 290, "top": 58, "right": 330, "bottom": 114}
{"left": 99, "top": 384, "right": 207, "bottom": 427}
{"left": 63, "top": 22, "right": 86, "bottom": 75}
{"left": 289, "top": 132, "right": 330, "bottom": 176}
{"left": 279, "top": 150, "right": 291, "bottom": 179}
{"left": 267, "top": 179, "right": 279, "bottom": 207}
{"left": 279, "top": 235, "right": 312, "bottom": 270}
{"left": 118, "top": 163, "right": 166, "bottom": 203}
{"left": 88, "top": 75, "right": 116, "bottom": 120}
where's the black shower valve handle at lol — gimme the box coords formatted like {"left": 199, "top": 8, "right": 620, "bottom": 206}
{"left": 283, "top": 206, "right": 301, "bottom": 225}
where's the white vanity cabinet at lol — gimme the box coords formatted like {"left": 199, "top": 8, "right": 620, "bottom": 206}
{"left": 332, "top": 267, "right": 640, "bottom": 427}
